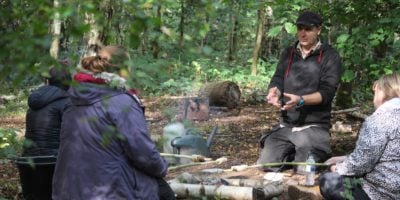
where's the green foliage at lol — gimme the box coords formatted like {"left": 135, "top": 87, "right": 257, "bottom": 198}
{"left": 1, "top": 0, "right": 400, "bottom": 105}
{"left": 326, "top": 0, "right": 400, "bottom": 102}
{"left": 0, "top": 93, "right": 28, "bottom": 117}
{"left": 340, "top": 177, "right": 363, "bottom": 200}
{"left": 0, "top": 128, "right": 23, "bottom": 159}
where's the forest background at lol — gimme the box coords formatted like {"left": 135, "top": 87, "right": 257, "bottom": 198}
{"left": 0, "top": 0, "right": 400, "bottom": 177}
{"left": 1, "top": 0, "right": 400, "bottom": 198}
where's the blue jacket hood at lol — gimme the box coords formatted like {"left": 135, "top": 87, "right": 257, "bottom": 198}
{"left": 68, "top": 83, "right": 124, "bottom": 106}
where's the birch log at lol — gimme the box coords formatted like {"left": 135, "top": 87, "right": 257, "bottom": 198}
{"left": 222, "top": 179, "right": 284, "bottom": 199}
{"left": 169, "top": 183, "right": 264, "bottom": 200}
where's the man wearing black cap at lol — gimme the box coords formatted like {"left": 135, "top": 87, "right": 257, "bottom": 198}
{"left": 258, "top": 11, "right": 342, "bottom": 172}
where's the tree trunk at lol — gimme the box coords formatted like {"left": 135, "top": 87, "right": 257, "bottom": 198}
{"left": 335, "top": 81, "right": 353, "bottom": 109}
{"left": 49, "top": 0, "right": 61, "bottom": 59}
{"left": 151, "top": 5, "right": 162, "bottom": 59}
{"left": 81, "top": 12, "right": 100, "bottom": 58}
{"left": 169, "top": 183, "right": 264, "bottom": 200}
{"left": 261, "top": 7, "right": 274, "bottom": 60}
{"left": 251, "top": 7, "right": 266, "bottom": 76}
{"left": 199, "top": 81, "right": 241, "bottom": 109}
{"left": 139, "top": 29, "right": 147, "bottom": 55}
{"left": 227, "top": 1, "right": 237, "bottom": 62}
{"left": 98, "top": 1, "right": 114, "bottom": 44}
{"left": 200, "top": 14, "right": 209, "bottom": 50}
{"left": 179, "top": 0, "right": 185, "bottom": 47}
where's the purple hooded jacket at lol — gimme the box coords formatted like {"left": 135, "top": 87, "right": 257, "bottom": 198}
{"left": 52, "top": 83, "right": 168, "bottom": 200}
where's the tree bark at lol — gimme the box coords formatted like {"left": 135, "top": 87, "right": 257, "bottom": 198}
{"left": 200, "top": 14, "right": 209, "bottom": 51}
{"left": 261, "top": 7, "right": 275, "bottom": 60}
{"left": 169, "top": 183, "right": 264, "bottom": 200}
{"left": 199, "top": 81, "right": 241, "bottom": 109}
{"left": 50, "top": 0, "right": 61, "bottom": 59}
{"left": 335, "top": 81, "right": 353, "bottom": 109}
{"left": 222, "top": 179, "right": 284, "bottom": 199}
{"left": 98, "top": 1, "right": 114, "bottom": 44}
{"left": 151, "top": 5, "right": 162, "bottom": 59}
{"left": 251, "top": 7, "right": 266, "bottom": 76}
{"left": 179, "top": 0, "right": 185, "bottom": 47}
{"left": 81, "top": 11, "right": 100, "bottom": 58}
{"left": 227, "top": 1, "right": 238, "bottom": 62}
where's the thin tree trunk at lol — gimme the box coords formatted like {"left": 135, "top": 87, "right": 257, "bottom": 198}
{"left": 179, "top": 0, "right": 185, "bottom": 47}
{"left": 251, "top": 7, "right": 266, "bottom": 76}
{"left": 200, "top": 14, "right": 209, "bottom": 50}
{"left": 227, "top": 1, "right": 238, "bottom": 62}
{"left": 151, "top": 5, "right": 162, "bottom": 59}
{"left": 50, "top": 0, "right": 61, "bottom": 59}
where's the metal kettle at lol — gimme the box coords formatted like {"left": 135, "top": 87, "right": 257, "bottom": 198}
{"left": 170, "top": 126, "right": 218, "bottom": 163}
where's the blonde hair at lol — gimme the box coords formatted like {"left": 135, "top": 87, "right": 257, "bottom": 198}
{"left": 375, "top": 73, "right": 400, "bottom": 102}
{"left": 81, "top": 56, "right": 107, "bottom": 73}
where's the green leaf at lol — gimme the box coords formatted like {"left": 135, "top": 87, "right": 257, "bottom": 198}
{"left": 284, "top": 22, "right": 296, "bottom": 34}
{"left": 342, "top": 69, "right": 355, "bottom": 82}
{"left": 268, "top": 25, "right": 283, "bottom": 37}
{"left": 336, "top": 34, "right": 350, "bottom": 44}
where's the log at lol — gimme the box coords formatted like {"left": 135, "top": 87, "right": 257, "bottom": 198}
{"left": 331, "top": 107, "right": 359, "bottom": 114}
{"left": 169, "top": 183, "right": 265, "bottom": 200}
{"left": 347, "top": 111, "right": 368, "bottom": 120}
{"left": 199, "top": 81, "right": 241, "bottom": 109}
{"left": 331, "top": 107, "right": 368, "bottom": 119}
{"left": 222, "top": 179, "right": 270, "bottom": 188}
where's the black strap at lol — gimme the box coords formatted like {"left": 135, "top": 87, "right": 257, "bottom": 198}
{"left": 285, "top": 47, "right": 295, "bottom": 78}
{"left": 126, "top": 93, "right": 145, "bottom": 114}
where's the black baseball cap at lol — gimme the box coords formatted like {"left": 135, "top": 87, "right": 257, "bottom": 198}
{"left": 296, "top": 11, "right": 322, "bottom": 27}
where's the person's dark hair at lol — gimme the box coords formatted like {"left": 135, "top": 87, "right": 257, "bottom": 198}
{"left": 48, "top": 67, "right": 71, "bottom": 91}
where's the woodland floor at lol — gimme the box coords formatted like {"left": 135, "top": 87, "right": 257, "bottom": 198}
{"left": 0, "top": 96, "right": 366, "bottom": 199}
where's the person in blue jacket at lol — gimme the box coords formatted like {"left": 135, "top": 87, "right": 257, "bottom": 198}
{"left": 52, "top": 48, "right": 170, "bottom": 199}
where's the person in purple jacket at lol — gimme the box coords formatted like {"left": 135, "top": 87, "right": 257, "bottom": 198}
{"left": 52, "top": 47, "right": 170, "bottom": 199}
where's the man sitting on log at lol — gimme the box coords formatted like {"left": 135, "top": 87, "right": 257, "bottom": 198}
{"left": 257, "top": 11, "right": 342, "bottom": 172}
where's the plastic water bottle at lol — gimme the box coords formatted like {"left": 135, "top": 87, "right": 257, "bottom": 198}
{"left": 304, "top": 153, "right": 316, "bottom": 186}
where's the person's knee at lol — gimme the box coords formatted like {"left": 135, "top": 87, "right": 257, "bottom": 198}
{"left": 257, "top": 147, "right": 280, "bottom": 163}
